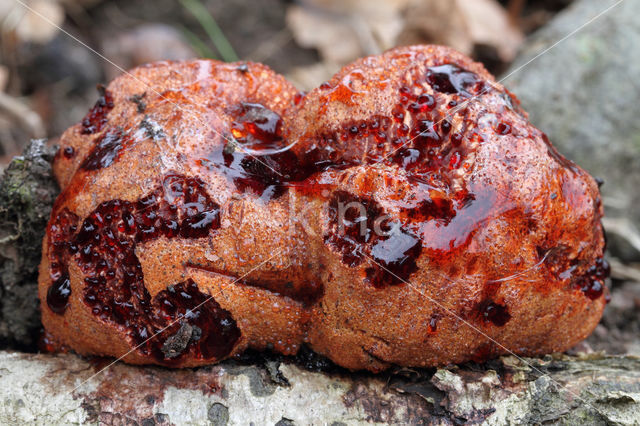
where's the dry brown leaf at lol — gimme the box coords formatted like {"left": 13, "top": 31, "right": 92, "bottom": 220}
{"left": 287, "top": 5, "right": 361, "bottom": 65}
{"left": 288, "top": 0, "right": 522, "bottom": 70}
{"left": 2, "top": 0, "right": 65, "bottom": 44}
{"left": 58, "top": 0, "right": 103, "bottom": 7}
{"left": 101, "top": 24, "right": 197, "bottom": 81}
{"left": 399, "top": 0, "right": 523, "bottom": 63}
{"left": 399, "top": 1, "right": 471, "bottom": 54}
{"left": 0, "top": 66, "right": 8, "bottom": 93}
{"left": 459, "top": 0, "right": 523, "bottom": 61}
{"left": 286, "top": 62, "right": 342, "bottom": 92}
{"left": 286, "top": 0, "right": 409, "bottom": 66}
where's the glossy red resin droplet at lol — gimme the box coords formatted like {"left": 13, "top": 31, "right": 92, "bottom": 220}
{"left": 81, "top": 86, "right": 114, "bottom": 135}
{"left": 46, "top": 209, "right": 79, "bottom": 314}
{"left": 63, "top": 146, "right": 75, "bottom": 159}
{"left": 207, "top": 103, "right": 356, "bottom": 199}
{"left": 293, "top": 92, "right": 305, "bottom": 105}
{"left": 427, "top": 314, "right": 440, "bottom": 334}
{"left": 496, "top": 122, "right": 511, "bottom": 135}
{"left": 426, "top": 64, "right": 483, "bottom": 97}
{"left": 573, "top": 257, "right": 609, "bottom": 300}
{"left": 81, "top": 127, "right": 130, "bottom": 171}
{"left": 324, "top": 191, "right": 421, "bottom": 288}
{"left": 47, "top": 274, "right": 71, "bottom": 314}
{"left": 479, "top": 301, "right": 511, "bottom": 326}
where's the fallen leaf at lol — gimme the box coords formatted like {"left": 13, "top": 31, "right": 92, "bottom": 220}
{"left": 399, "top": 0, "right": 523, "bottom": 63}
{"left": 286, "top": 62, "right": 341, "bottom": 92}
{"left": 286, "top": 0, "right": 409, "bottom": 66}
{"left": 459, "top": 0, "right": 524, "bottom": 61}
{"left": 101, "top": 24, "right": 197, "bottom": 81}
{"left": 7, "top": 0, "right": 65, "bottom": 44}
{"left": 287, "top": 0, "right": 523, "bottom": 74}
{"left": 0, "top": 66, "right": 8, "bottom": 93}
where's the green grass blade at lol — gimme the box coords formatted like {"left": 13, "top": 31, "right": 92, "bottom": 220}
{"left": 179, "top": 25, "right": 218, "bottom": 59}
{"left": 179, "top": 0, "right": 239, "bottom": 62}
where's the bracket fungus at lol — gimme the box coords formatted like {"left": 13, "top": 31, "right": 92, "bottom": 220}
{"left": 39, "top": 45, "right": 606, "bottom": 371}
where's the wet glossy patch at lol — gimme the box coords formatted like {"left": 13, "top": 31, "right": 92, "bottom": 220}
{"left": 46, "top": 174, "right": 237, "bottom": 363}
{"left": 81, "top": 85, "right": 114, "bottom": 135}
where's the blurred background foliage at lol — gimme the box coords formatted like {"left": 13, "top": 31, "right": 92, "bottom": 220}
{"left": 0, "top": 0, "right": 573, "bottom": 164}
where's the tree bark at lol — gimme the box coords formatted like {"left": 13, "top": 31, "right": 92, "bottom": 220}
{"left": 0, "top": 139, "right": 57, "bottom": 350}
{"left": 0, "top": 350, "right": 638, "bottom": 425}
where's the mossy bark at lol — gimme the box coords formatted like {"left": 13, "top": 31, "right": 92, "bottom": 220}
{"left": 0, "top": 140, "right": 58, "bottom": 349}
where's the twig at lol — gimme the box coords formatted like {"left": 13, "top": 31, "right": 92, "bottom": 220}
{"left": 602, "top": 217, "right": 640, "bottom": 254}
{"left": 609, "top": 257, "right": 640, "bottom": 283}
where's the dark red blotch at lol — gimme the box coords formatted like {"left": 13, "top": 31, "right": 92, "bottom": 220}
{"left": 324, "top": 191, "right": 422, "bottom": 288}
{"left": 426, "top": 64, "right": 484, "bottom": 97}
{"left": 81, "top": 127, "right": 131, "bottom": 171}
{"left": 46, "top": 174, "right": 237, "bottom": 364}
{"left": 478, "top": 300, "right": 511, "bottom": 326}
{"left": 573, "top": 257, "right": 609, "bottom": 300}
{"left": 81, "top": 85, "right": 114, "bottom": 135}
